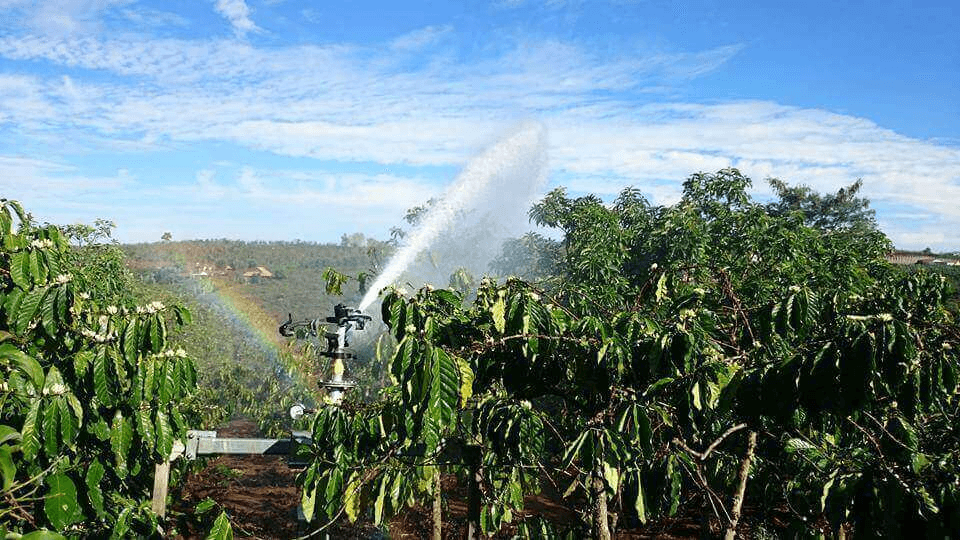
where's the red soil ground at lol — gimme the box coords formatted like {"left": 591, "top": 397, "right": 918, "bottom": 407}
{"left": 170, "top": 418, "right": 707, "bottom": 539}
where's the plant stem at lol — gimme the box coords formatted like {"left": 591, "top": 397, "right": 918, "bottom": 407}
{"left": 723, "top": 430, "right": 757, "bottom": 540}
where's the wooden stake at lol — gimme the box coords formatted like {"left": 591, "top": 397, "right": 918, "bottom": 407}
{"left": 151, "top": 460, "right": 171, "bottom": 518}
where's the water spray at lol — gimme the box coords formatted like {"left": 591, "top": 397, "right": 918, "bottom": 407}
{"left": 358, "top": 122, "right": 548, "bottom": 312}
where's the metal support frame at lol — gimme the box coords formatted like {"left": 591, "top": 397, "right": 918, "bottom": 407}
{"left": 151, "top": 430, "right": 312, "bottom": 518}
{"left": 153, "top": 304, "right": 369, "bottom": 520}
{"left": 182, "top": 430, "right": 312, "bottom": 460}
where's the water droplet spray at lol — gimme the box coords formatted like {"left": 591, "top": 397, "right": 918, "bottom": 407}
{"left": 358, "top": 122, "right": 548, "bottom": 313}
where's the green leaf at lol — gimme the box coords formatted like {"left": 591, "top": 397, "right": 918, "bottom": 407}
{"left": 344, "top": 472, "right": 362, "bottom": 523}
{"left": 44, "top": 473, "right": 82, "bottom": 530}
{"left": 301, "top": 473, "right": 317, "bottom": 522}
{"left": 206, "top": 511, "right": 234, "bottom": 540}
{"left": 42, "top": 365, "right": 66, "bottom": 396}
{"left": 155, "top": 408, "right": 173, "bottom": 459}
{"left": 84, "top": 459, "right": 106, "bottom": 518}
{"left": 122, "top": 319, "right": 139, "bottom": 365}
{"left": 29, "top": 249, "right": 44, "bottom": 286}
{"left": 73, "top": 350, "right": 92, "bottom": 380}
{"left": 159, "top": 359, "right": 175, "bottom": 403}
{"left": 785, "top": 438, "right": 816, "bottom": 454}
{"left": 110, "top": 411, "right": 132, "bottom": 478}
{"left": 427, "top": 348, "right": 458, "bottom": 430}
{"left": 0, "top": 425, "right": 19, "bottom": 445}
{"left": 57, "top": 398, "right": 77, "bottom": 448}
{"left": 20, "top": 531, "right": 67, "bottom": 540}
{"left": 492, "top": 296, "right": 506, "bottom": 334}
{"left": 135, "top": 407, "right": 154, "bottom": 454}
{"left": 142, "top": 357, "right": 156, "bottom": 401}
{"left": 9, "top": 252, "right": 29, "bottom": 289}
{"left": 111, "top": 505, "right": 133, "bottom": 540}
{"left": 174, "top": 305, "right": 192, "bottom": 325}
{"left": 85, "top": 459, "right": 106, "bottom": 518}
{"left": 195, "top": 497, "right": 217, "bottom": 515}
{"left": 42, "top": 249, "right": 61, "bottom": 281}
{"left": 16, "top": 285, "right": 47, "bottom": 335}
{"left": 93, "top": 348, "right": 114, "bottom": 407}
{"left": 40, "top": 287, "right": 57, "bottom": 337}
{"left": 602, "top": 460, "right": 620, "bottom": 493}
{"left": 455, "top": 356, "right": 474, "bottom": 406}
{"left": 20, "top": 399, "right": 41, "bottom": 460}
{"left": 54, "top": 286, "right": 68, "bottom": 325}
{"left": 64, "top": 392, "right": 83, "bottom": 428}
{"left": 0, "top": 343, "right": 44, "bottom": 391}
{"left": 373, "top": 472, "right": 388, "bottom": 525}
{"left": 42, "top": 400, "right": 60, "bottom": 458}
{"left": 633, "top": 470, "right": 647, "bottom": 524}
{"left": 0, "top": 445, "right": 16, "bottom": 491}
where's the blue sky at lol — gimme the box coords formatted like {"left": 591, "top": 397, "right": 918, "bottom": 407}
{"left": 0, "top": 0, "right": 958, "bottom": 250}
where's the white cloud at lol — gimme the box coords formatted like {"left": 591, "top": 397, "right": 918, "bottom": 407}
{"left": 390, "top": 25, "right": 453, "bottom": 51}
{"left": 120, "top": 7, "right": 189, "bottom": 27}
{"left": 213, "top": 0, "right": 260, "bottom": 36}
{"left": 0, "top": 30, "right": 958, "bottom": 248}
{"left": 0, "top": 0, "right": 132, "bottom": 35}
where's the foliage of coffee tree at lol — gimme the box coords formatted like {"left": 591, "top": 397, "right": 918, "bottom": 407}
{"left": 298, "top": 170, "right": 959, "bottom": 538}
{"left": 0, "top": 200, "right": 199, "bottom": 538}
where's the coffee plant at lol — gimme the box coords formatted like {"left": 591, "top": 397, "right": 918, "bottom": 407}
{"left": 0, "top": 200, "right": 199, "bottom": 538}
{"left": 298, "top": 170, "right": 960, "bottom": 539}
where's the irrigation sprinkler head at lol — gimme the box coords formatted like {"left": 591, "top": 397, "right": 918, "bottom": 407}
{"left": 284, "top": 303, "right": 371, "bottom": 404}
{"left": 279, "top": 303, "right": 370, "bottom": 404}
{"left": 326, "top": 303, "right": 371, "bottom": 331}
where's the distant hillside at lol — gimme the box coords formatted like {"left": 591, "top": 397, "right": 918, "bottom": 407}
{"left": 123, "top": 239, "right": 378, "bottom": 323}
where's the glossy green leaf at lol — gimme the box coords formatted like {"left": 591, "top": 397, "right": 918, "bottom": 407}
{"left": 20, "top": 399, "right": 41, "bottom": 460}
{"left": 206, "top": 511, "right": 234, "bottom": 540}
{"left": 93, "top": 348, "right": 114, "bottom": 407}
{"left": 16, "top": 285, "right": 47, "bottom": 335}
{"left": 9, "top": 251, "right": 29, "bottom": 289}
{"left": 155, "top": 408, "right": 173, "bottom": 459}
{"left": 0, "top": 343, "right": 44, "bottom": 391}
{"left": 110, "top": 411, "right": 132, "bottom": 478}
{"left": 44, "top": 473, "right": 82, "bottom": 530}
{"left": 29, "top": 249, "right": 45, "bottom": 286}
{"left": 85, "top": 459, "right": 106, "bottom": 518}
{"left": 492, "top": 296, "right": 506, "bottom": 334}
{"left": 344, "top": 472, "right": 362, "bottom": 523}
{"left": 0, "top": 445, "right": 15, "bottom": 491}
{"left": 195, "top": 498, "right": 217, "bottom": 515}
{"left": 42, "top": 399, "right": 61, "bottom": 458}
{"left": 0, "top": 425, "right": 19, "bottom": 445}
{"left": 135, "top": 407, "right": 154, "bottom": 453}
{"left": 40, "top": 287, "right": 57, "bottom": 337}
{"left": 20, "top": 531, "right": 67, "bottom": 540}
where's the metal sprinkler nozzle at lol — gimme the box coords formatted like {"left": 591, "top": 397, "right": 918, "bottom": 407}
{"left": 280, "top": 304, "right": 370, "bottom": 405}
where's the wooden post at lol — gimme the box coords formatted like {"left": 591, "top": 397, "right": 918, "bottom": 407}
{"left": 432, "top": 470, "right": 442, "bottom": 540}
{"left": 152, "top": 440, "right": 184, "bottom": 519}
{"left": 151, "top": 460, "right": 171, "bottom": 518}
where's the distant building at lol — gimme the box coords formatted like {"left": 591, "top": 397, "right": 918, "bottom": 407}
{"left": 243, "top": 266, "right": 275, "bottom": 279}
{"left": 886, "top": 251, "right": 959, "bottom": 266}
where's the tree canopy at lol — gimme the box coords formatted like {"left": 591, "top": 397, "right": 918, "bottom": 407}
{"left": 293, "top": 169, "right": 960, "bottom": 538}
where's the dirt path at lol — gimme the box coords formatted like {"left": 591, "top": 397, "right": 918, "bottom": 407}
{"left": 169, "top": 418, "right": 702, "bottom": 539}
